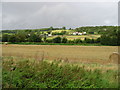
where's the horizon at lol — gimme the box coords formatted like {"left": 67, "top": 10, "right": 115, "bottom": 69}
{"left": 1, "top": 25, "right": 118, "bottom": 31}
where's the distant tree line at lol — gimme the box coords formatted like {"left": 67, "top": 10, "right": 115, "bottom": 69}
{"left": 2, "top": 33, "right": 101, "bottom": 44}
{"left": 1, "top": 26, "right": 120, "bottom": 46}
{"left": 75, "top": 26, "right": 118, "bottom": 34}
{"left": 2, "top": 26, "right": 117, "bottom": 35}
{"left": 2, "top": 26, "right": 67, "bottom": 34}
{"left": 2, "top": 33, "right": 119, "bottom": 46}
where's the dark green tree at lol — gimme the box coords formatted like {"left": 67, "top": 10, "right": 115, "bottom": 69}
{"left": 74, "top": 39, "right": 82, "bottom": 44}
{"left": 61, "top": 31, "right": 66, "bottom": 35}
{"left": 28, "top": 34, "right": 42, "bottom": 42}
{"left": 46, "top": 39, "right": 53, "bottom": 43}
{"left": 95, "top": 37, "right": 101, "bottom": 43}
{"left": 62, "top": 26, "right": 66, "bottom": 30}
{"left": 2, "top": 34, "right": 9, "bottom": 42}
{"left": 49, "top": 26, "right": 53, "bottom": 30}
{"left": 43, "top": 35, "right": 47, "bottom": 42}
{"left": 47, "top": 31, "right": 51, "bottom": 34}
{"left": 62, "top": 37, "right": 67, "bottom": 43}
{"left": 16, "top": 33, "right": 26, "bottom": 42}
{"left": 84, "top": 38, "right": 92, "bottom": 43}
{"left": 8, "top": 35, "right": 17, "bottom": 43}
{"left": 53, "top": 36, "right": 61, "bottom": 43}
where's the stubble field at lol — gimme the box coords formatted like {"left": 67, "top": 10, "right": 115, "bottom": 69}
{"left": 2, "top": 44, "right": 118, "bottom": 65}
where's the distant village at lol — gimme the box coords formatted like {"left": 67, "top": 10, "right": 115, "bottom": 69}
{"left": 72, "top": 32, "right": 87, "bottom": 35}
{"left": 47, "top": 32, "right": 87, "bottom": 37}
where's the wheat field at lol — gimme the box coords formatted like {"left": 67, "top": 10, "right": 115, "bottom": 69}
{"left": 2, "top": 44, "right": 118, "bottom": 64}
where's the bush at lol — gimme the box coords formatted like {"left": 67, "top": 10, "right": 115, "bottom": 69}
{"left": 74, "top": 39, "right": 82, "bottom": 44}
{"left": 28, "top": 34, "right": 42, "bottom": 42}
{"left": 46, "top": 39, "right": 53, "bottom": 43}
{"left": 83, "top": 38, "right": 96, "bottom": 44}
{"left": 53, "top": 37, "right": 61, "bottom": 43}
{"left": 2, "top": 34, "right": 9, "bottom": 42}
{"left": 62, "top": 37, "right": 67, "bottom": 43}
{"left": 8, "top": 35, "right": 17, "bottom": 43}
{"left": 67, "top": 40, "right": 74, "bottom": 44}
{"left": 94, "top": 37, "right": 101, "bottom": 43}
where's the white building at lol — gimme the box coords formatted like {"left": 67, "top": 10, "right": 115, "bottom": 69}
{"left": 73, "top": 32, "right": 76, "bottom": 35}
{"left": 73, "top": 32, "right": 83, "bottom": 35}
{"left": 48, "top": 34, "right": 52, "bottom": 37}
{"left": 78, "top": 33, "right": 82, "bottom": 35}
{"left": 83, "top": 32, "right": 87, "bottom": 35}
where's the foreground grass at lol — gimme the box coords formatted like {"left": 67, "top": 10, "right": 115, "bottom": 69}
{"left": 3, "top": 57, "right": 119, "bottom": 88}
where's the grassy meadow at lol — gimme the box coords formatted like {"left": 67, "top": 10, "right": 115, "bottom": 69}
{"left": 46, "top": 34, "right": 100, "bottom": 40}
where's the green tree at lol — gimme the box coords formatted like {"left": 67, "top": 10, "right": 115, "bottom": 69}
{"left": 47, "top": 31, "right": 51, "bottom": 34}
{"left": 49, "top": 26, "right": 53, "bottom": 30}
{"left": 28, "top": 34, "right": 42, "bottom": 42}
{"left": 62, "top": 37, "right": 67, "bottom": 43}
{"left": 100, "top": 35, "right": 110, "bottom": 45}
{"left": 53, "top": 37, "right": 61, "bottom": 43}
{"left": 74, "top": 39, "right": 82, "bottom": 44}
{"left": 43, "top": 35, "right": 47, "bottom": 42}
{"left": 84, "top": 38, "right": 92, "bottom": 43}
{"left": 95, "top": 37, "right": 101, "bottom": 43}
{"left": 62, "top": 26, "right": 66, "bottom": 30}
{"left": 8, "top": 35, "right": 17, "bottom": 43}
{"left": 91, "top": 39, "right": 95, "bottom": 43}
{"left": 61, "top": 31, "right": 66, "bottom": 35}
{"left": 2, "top": 34, "right": 9, "bottom": 42}
{"left": 16, "top": 33, "right": 26, "bottom": 42}
{"left": 46, "top": 39, "right": 53, "bottom": 43}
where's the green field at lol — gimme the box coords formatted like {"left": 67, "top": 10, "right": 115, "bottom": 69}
{"left": 47, "top": 35, "right": 100, "bottom": 40}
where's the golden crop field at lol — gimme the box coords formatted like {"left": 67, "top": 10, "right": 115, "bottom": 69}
{"left": 2, "top": 45, "right": 118, "bottom": 64}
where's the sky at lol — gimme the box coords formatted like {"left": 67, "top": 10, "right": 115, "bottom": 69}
{"left": 0, "top": 0, "right": 119, "bottom": 30}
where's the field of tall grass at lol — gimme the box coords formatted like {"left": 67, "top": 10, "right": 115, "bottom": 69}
{"left": 2, "top": 56, "right": 119, "bottom": 88}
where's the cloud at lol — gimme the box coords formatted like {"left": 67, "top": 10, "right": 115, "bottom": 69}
{"left": 2, "top": 2, "right": 118, "bottom": 30}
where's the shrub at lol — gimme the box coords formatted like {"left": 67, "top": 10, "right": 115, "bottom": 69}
{"left": 53, "top": 37, "right": 61, "bottom": 43}
{"left": 62, "top": 37, "right": 68, "bottom": 43}
{"left": 74, "top": 39, "right": 82, "bottom": 44}
{"left": 2, "top": 34, "right": 9, "bottom": 42}
{"left": 46, "top": 39, "right": 53, "bottom": 43}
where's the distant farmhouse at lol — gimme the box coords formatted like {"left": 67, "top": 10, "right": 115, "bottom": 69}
{"left": 72, "top": 32, "right": 87, "bottom": 35}
{"left": 47, "top": 32, "right": 52, "bottom": 37}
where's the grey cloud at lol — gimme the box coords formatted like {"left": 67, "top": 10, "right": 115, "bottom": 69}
{"left": 2, "top": 2, "right": 118, "bottom": 30}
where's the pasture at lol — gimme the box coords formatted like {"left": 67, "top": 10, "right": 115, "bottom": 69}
{"left": 47, "top": 34, "right": 100, "bottom": 40}
{"left": 51, "top": 29, "right": 72, "bottom": 33}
